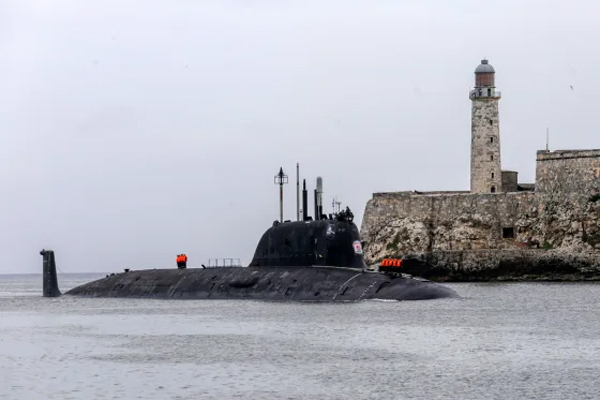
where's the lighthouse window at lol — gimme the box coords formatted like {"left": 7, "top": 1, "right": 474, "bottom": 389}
{"left": 490, "top": 137, "right": 494, "bottom": 143}
{"left": 489, "top": 119, "right": 493, "bottom": 126}
{"left": 491, "top": 172, "right": 494, "bottom": 178}
{"left": 491, "top": 186, "right": 496, "bottom": 193}
{"left": 491, "top": 155, "right": 494, "bottom": 161}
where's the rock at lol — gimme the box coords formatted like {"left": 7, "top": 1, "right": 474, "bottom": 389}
{"left": 392, "top": 249, "right": 600, "bottom": 281}
{"left": 360, "top": 190, "right": 600, "bottom": 281}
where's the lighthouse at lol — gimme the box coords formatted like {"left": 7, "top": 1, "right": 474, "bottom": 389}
{"left": 469, "top": 59, "right": 502, "bottom": 193}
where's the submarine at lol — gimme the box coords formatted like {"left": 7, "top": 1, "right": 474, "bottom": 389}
{"left": 41, "top": 175, "right": 458, "bottom": 302}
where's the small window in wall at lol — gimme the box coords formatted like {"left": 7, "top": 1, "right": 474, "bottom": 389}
{"left": 491, "top": 172, "right": 494, "bottom": 178}
{"left": 491, "top": 186, "right": 496, "bottom": 193}
{"left": 490, "top": 137, "right": 494, "bottom": 143}
{"left": 490, "top": 155, "right": 494, "bottom": 161}
{"left": 489, "top": 119, "right": 493, "bottom": 126}
{"left": 502, "top": 227, "right": 514, "bottom": 239}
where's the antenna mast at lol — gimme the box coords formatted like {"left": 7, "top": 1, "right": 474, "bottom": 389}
{"left": 296, "top": 163, "right": 300, "bottom": 221}
{"left": 274, "top": 167, "right": 288, "bottom": 223}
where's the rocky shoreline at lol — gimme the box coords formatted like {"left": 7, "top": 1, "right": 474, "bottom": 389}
{"left": 381, "top": 249, "right": 600, "bottom": 282}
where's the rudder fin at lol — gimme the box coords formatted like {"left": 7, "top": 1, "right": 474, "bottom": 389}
{"left": 40, "top": 249, "right": 61, "bottom": 297}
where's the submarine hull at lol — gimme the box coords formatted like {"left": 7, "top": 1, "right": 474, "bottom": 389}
{"left": 65, "top": 266, "right": 457, "bottom": 301}
{"left": 43, "top": 209, "right": 459, "bottom": 301}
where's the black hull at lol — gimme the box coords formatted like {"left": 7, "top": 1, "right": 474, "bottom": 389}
{"left": 65, "top": 266, "right": 458, "bottom": 301}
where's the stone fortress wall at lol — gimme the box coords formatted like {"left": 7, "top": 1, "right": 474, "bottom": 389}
{"left": 536, "top": 149, "right": 600, "bottom": 194}
{"left": 359, "top": 59, "right": 600, "bottom": 280}
{"left": 361, "top": 150, "right": 600, "bottom": 261}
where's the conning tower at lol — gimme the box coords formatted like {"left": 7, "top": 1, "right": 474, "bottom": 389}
{"left": 469, "top": 59, "right": 502, "bottom": 194}
{"left": 249, "top": 208, "right": 365, "bottom": 269}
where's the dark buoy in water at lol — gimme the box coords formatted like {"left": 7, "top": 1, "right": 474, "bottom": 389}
{"left": 40, "top": 249, "right": 61, "bottom": 297}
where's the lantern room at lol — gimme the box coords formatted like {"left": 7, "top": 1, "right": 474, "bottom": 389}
{"left": 475, "top": 59, "right": 495, "bottom": 87}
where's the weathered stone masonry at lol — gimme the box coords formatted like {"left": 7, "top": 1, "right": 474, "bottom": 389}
{"left": 361, "top": 184, "right": 600, "bottom": 264}
{"left": 471, "top": 100, "right": 502, "bottom": 193}
{"left": 361, "top": 149, "right": 600, "bottom": 279}
{"left": 359, "top": 59, "right": 600, "bottom": 280}
{"left": 470, "top": 59, "right": 503, "bottom": 194}
{"left": 536, "top": 149, "right": 600, "bottom": 194}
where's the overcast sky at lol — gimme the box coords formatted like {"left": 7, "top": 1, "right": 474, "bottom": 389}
{"left": 2, "top": 0, "right": 599, "bottom": 274}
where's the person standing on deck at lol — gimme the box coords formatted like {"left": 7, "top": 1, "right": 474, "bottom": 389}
{"left": 181, "top": 254, "right": 188, "bottom": 269}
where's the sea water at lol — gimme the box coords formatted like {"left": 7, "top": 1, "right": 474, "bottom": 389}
{"left": 1, "top": 274, "right": 599, "bottom": 400}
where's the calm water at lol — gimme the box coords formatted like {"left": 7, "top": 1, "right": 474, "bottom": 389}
{"left": 1, "top": 274, "right": 600, "bottom": 400}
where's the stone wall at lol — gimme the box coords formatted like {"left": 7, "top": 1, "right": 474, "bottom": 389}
{"left": 536, "top": 149, "right": 600, "bottom": 194}
{"left": 361, "top": 191, "right": 600, "bottom": 265}
{"left": 360, "top": 148, "right": 600, "bottom": 279}
{"left": 501, "top": 170, "right": 518, "bottom": 192}
{"left": 398, "top": 249, "right": 600, "bottom": 281}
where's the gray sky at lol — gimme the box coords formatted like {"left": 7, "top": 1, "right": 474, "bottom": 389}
{"left": 2, "top": 0, "right": 599, "bottom": 273}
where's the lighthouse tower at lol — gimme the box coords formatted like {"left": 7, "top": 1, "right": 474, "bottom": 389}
{"left": 469, "top": 59, "right": 502, "bottom": 193}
